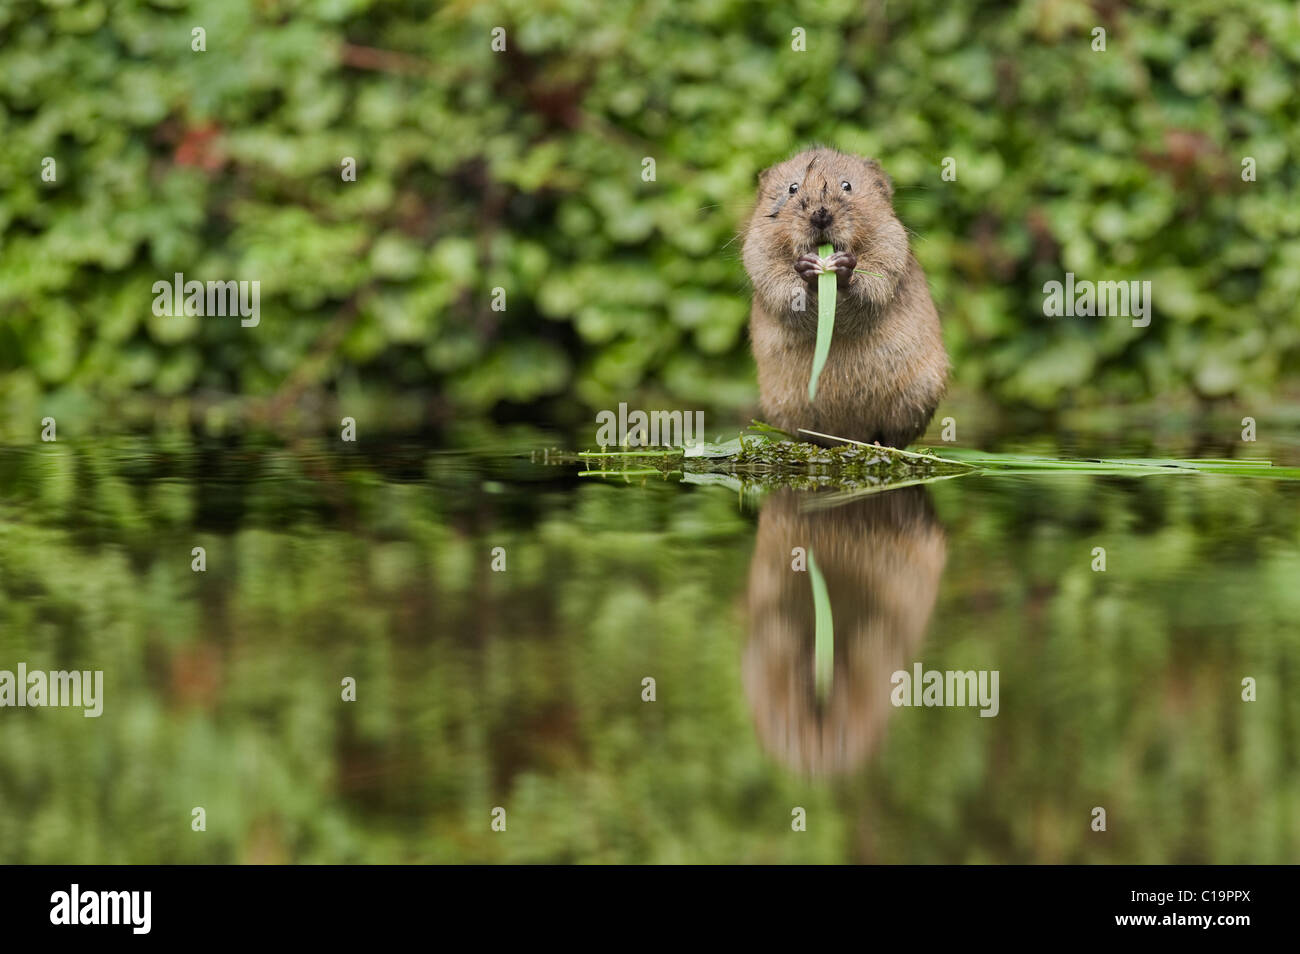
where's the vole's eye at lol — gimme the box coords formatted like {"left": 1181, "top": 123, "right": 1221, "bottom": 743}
{"left": 840, "top": 180, "right": 852, "bottom": 192}
{"left": 788, "top": 183, "right": 799, "bottom": 194}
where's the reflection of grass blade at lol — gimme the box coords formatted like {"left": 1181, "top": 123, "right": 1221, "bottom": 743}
{"left": 799, "top": 472, "right": 970, "bottom": 510}
{"left": 809, "top": 242, "right": 836, "bottom": 402}
{"left": 809, "top": 550, "right": 833, "bottom": 704}
{"left": 578, "top": 468, "right": 672, "bottom": 478}
{"left": 939, "top": 448, "right": 1300, "bottom": 478}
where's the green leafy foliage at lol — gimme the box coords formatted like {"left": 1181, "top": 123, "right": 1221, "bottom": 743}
{"left": 1, "top": 0, "right": 1298, "bottom": 436}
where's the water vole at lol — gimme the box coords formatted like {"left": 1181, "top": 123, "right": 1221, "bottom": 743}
{"left": 742, "top": 147, "right": 948, "bottom": 447}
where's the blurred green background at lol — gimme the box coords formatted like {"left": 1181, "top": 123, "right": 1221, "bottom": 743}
{"left": 1, "top": 0, "right": 1298, "bottom": 440}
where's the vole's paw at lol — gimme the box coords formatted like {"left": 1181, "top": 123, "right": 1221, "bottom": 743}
{"left": 794, "top": 254, "right": 823, "bottom": 284}
{"left": 825, "top": 251, "right": 858, "bottom": 287}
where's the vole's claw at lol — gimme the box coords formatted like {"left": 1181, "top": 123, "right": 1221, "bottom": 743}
{"left": 825, "top": 251, "right": 858, "bottom": 287}
{"left": 794, "top": 253, "right": 822, "bottom": 283}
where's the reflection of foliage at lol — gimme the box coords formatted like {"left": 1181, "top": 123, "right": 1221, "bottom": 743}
{"left": 2, "top": 2, "right": 1298, "bottom": 438}
{"left": 0, "top": 443, "right": 1296, "bottom": 862}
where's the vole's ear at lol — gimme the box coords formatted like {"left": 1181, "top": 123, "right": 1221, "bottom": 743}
{"left": 862, "top": 158, "right": 894, "bottom": 200}
{"left": 757, "top": 164, "right": 777, "bottom": 191}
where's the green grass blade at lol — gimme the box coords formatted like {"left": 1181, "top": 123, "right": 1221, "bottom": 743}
{"left": 809, "top": 242, "right": 836, "bottom": 402}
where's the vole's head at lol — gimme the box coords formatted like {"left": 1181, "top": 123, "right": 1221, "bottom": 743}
{"left": 751, "top": 147, "right": 899, "bottom": 257}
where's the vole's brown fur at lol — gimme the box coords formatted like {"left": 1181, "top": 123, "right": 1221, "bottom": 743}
{"left": 743, "top": 147, "right": 948, "bottom": 447}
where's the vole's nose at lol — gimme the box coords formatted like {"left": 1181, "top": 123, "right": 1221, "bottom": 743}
{"left": 810, "top": 207, "right": 832, "bottom": 229}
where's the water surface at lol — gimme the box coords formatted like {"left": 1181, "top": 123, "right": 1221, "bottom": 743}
{"left": 1, "top": 434, "right": 1296, "bottom": 863}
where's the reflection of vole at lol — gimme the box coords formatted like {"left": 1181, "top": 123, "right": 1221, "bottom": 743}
{"left": 743, "top": 147, "right": 948, "bottom": 447}
{"left": 743, "top": 487, "right": 946, "bottom": 776}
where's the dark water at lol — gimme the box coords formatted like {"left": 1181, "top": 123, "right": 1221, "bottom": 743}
{"left": 1, "top": 432, "right": 1297, "bottom": 863}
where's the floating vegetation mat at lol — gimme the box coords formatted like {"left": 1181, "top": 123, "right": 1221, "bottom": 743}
{"left": 569, "top": 422, "right": 1300, "bottom": 499}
